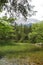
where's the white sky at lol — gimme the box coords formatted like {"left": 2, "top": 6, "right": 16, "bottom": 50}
{"left": 0, "top": 0, "right": 43, "bottom": 21}
{"left": 31, "top": 0, "right": 43, "bottom": 20}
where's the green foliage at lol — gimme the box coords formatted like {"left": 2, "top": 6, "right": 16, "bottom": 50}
{"left": 0, "top": 17, "right": 43, "bottom": 43}
{"left": 14, "top": 22, "right": 43, "bottom": 43}
{"left": 0, "top": 43, "right": 42, "bottom": 58}
{"left": 31, "top": 23, "right": 43, "bottom": 43}
{"left": 0, "top": 17, "right": 14, "bottom": 42}
{"left": 0, "top": 18, "right": 43, "bottom": 65}
{"left": 0, "top": 16, "right": 16, "bottom": 23}
{"left": 28, "top": 32, "right": 38, "bottom": 43}
{"left": 0, "top": 0, "right": 7, "bottom": 11}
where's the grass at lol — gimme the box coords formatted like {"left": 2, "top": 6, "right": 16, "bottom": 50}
{"left": 0, "top": 42, "right": 43, "bottom": 65}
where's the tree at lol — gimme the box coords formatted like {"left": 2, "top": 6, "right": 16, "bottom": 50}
{"left": 0, "top": 17, "right": 14, "bottom": 41}
{"left": 0, "top": 0, "right": 7, "bottom": 11}
{"left": 28, "top": 22, "right": 43, "bottom": 43}
{"left": 0, "top": 0, "right": 36, "bottom": 19}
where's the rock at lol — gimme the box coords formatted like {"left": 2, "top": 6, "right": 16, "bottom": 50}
{"left": 35, "top": 43, "right": 43, "bottom": 47}
{"left": 31, "top": 63, "right": 36, "bottom": 65}
{"left": 0, "top": 58, "right": 36, "bottom": 65}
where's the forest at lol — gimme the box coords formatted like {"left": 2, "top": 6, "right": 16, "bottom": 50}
{"left": 0, "top": 0, "right": 43, "bottom": 65}
{"left": 0, "top": 17, "right": 43, "bottom": 44}
{"left": 0, "top": 17, "right": 43, "bottom": 65}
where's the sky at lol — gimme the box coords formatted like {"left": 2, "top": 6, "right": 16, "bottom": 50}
{"left": 0, "top": 0, "right": 43, "bottom": 21}
{"left": 31, "top": 0, "right": 43, "bottom": 20}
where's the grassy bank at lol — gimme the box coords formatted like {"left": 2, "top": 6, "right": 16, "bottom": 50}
{"left": 0, "top": 43, "right": 43, "bottom": 65}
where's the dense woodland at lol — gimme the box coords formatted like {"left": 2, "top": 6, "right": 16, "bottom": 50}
{"left": 0, "top": 17, "right": 43, "bottom": 44}
{"left": 0, "top": 1, "right": 43, "bottom": 65}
